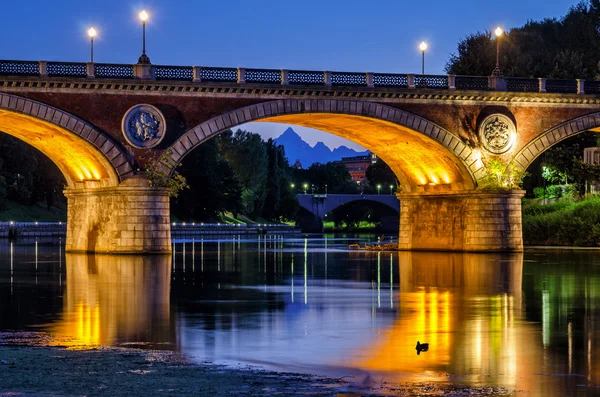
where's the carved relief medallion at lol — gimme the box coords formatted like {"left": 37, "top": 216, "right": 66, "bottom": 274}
{"left": 478, "top": 114, "right": 516, "bottom": 154}
{"left": 121, "top": 104, "right": 166, "bottom": 149}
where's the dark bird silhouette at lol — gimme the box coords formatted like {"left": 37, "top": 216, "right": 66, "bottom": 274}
{"left": 416, "top": 341, "right": 429, "bottom": 355}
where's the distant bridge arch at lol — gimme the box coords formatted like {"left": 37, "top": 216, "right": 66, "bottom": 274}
{"left": 167, "top": 99, "right": 480, "bottom": 193}
{"left": 297, "top": 194, "right": 399, "bottom": 219}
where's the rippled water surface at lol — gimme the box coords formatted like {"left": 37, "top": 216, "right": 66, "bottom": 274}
{"left": 0, "top": 235, "right": 599, "bottom": 395}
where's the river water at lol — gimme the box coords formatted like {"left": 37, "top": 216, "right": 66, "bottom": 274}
{"left": 0, "top": 235, "right": 599, "bottom": 395}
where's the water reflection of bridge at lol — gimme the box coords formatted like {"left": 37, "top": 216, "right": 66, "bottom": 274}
{"left": 3, "top": 239, "right": 599, "bottom": 394}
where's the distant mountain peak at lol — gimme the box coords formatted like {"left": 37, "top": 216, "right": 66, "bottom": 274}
{"left": 274, "top": 127, "right": 368, "bottom": 168}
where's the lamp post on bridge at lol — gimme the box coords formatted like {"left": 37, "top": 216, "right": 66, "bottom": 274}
{"left": 377, "top": 184, "right": 381, "bottom": 195}
{"left": 389, "top": 184, "right": 394, "bottom": 195}
{"left": 419, "top": 41, "right": 428, "bottom": 75}
{"left": 492, "top": 27, "right": 503, "bottom": 76}
{"left": 138, "top": 10, "right": 151, "bottom": 64}
{"left": 87, "top": 27, "right": 96, "bottom": 63}
{"left": 303, "top": 183, "right": 308, "bottom": 194}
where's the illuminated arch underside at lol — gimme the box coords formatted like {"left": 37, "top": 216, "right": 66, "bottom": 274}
{"left": 0, "top": 110, "right": 119, "bottom": 187}
{"left": 259, "top": 114, "right": 475, "bottom": 192}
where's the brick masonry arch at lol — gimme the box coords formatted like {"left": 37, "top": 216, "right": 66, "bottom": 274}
{"left": 0, "top": 92, "right": 133, "bottom": 187}
{"left": 167, "top": 99, "right": 481, "bottom": 192}
{"left": 510, "top": 112, "right": 600, "bottom": 174}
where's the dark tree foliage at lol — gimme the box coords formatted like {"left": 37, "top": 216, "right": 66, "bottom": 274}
{"left": 446, "top": 1, "right": 600, "bottom": 79}
{"left": 173, "top": 130, "right": 299, "bottom": 222}
{"left": 172, "top": 138, "right": 242, "bottom": 221}
{"left": 0, "top": 134, "right": 65, "bottom": 211}
{"left": 291, "top": 162, "right": 358, "bottom": 194}
{"left": 365, "top": 161, "right": 399, "bottom": 194}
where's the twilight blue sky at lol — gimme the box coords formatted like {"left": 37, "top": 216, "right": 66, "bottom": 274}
{"left": 1, "top": 0, "right": 578, "bottom": 149}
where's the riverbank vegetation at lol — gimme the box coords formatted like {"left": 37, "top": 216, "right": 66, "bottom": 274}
{"left": 523, "top": 197, "right": 600, "bottom": 246}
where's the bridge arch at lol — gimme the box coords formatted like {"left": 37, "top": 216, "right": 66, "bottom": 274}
{"left": 298, "top": 194, "right": 399, "bottom": 218}
{"left": 510, "top": 112, "right": 600, "bottom": 174}
{"left": 0, "top": 93, "right": 132, "bottom": 187}
{"left": 167, "top": 99, "right": 480, "bottom": 193}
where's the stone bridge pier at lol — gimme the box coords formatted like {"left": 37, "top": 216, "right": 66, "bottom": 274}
{"left": 398, "top": 190, "right": 525, "bottom": 252}
{"left": 64, "top": 176, "right": 171, "bottom": 254}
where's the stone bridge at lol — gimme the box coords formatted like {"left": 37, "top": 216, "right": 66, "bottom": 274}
{"left": 1, "top": 59, "right": 599, "bottom": 252}
{"left": 296, "top": 194, "right": 399, "bottom": 232}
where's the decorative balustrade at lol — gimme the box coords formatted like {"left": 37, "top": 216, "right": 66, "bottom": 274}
{"left": 506, "top": 77, "right": 539, "bottom": 92}
{"left": 154, "top": 65, "right": 193, "bottom": 81}
{"left": 0, "top": 59, "right": 598, "bottom": 95}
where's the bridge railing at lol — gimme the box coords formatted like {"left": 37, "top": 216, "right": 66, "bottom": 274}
{"left": 0, "top": 59, "right": 594, "bottom": 94}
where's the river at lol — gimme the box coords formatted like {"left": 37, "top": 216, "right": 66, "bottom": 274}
{"left": 0, "top": 235, "right": 598, "bottom": 396}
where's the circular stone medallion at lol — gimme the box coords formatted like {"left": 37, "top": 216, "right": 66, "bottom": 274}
{"left": 478, "top": 114, "right": 516, "bottom": 155}
{"left": 121, "top": 104, "right": 166, "bottom": 149}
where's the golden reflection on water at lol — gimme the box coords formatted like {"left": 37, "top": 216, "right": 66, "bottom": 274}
{"left": 49, "top": 254, "right": 172, "bottom": 348}
{"left": 357, "top": 252, "right": 526, "bottom": 388}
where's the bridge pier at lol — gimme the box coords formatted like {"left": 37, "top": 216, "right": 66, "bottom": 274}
{"left": 398, "top": 190, "right": 524, "bottom": 252}
{"left": 64, "top": 176, "right": 171, "bottom": 254}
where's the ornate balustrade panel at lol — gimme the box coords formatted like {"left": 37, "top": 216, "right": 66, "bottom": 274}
{"left": 455, "top": 76, "right": 490, "bottom": 91}
{"left": 506, "top": 78, "right": 539, "bottom": 92}
{"left": 331, "top": 71, "right": 366, "bottom": 86}
{"left": 372, "top": 73, "right": 408, "bottom": 88}
{"left": 546, "top": 79, "right": 578, "bottom": 94}
{"left": 94, "top": 63, "right": 135, "bottom": 79}
{"left": 199, "top": 67, "right": 238, "bottom": 82}
{"left": 244, "top": 69, "right": 282, "bottom": 84}
{"left": 585, "top": 80, "right": 600, "bottom": 94}
{"left": 154, "top": 65, "right": 193, "bottom": 81}
{"left": 288, "top": 70, "right": 325, "bottom": 85}
{"left": 47, "top": 62, "right": 87, "bottom": 77}
{"left": 414, "top": 75, "right": 448, "bottom": 89}
{"left": 0, "top": 60, "right": 39, "bottom": 76}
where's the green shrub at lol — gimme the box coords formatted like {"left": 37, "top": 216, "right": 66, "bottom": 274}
{"left": 523, "top": 197, "right": 600, "bottom": 246}
{"left": 546, "top": 184, "right": 562, "bottom": 198}
{"left": 533, "top": 187, "right": 545, "bottom": 198}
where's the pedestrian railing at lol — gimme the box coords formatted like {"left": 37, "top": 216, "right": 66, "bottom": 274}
{"left": 0, "top": 59, "right": 593, "bottom": 94}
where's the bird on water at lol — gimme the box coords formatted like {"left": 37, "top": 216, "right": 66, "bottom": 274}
{"left": 416, "top": 341, "right": 429, "bottom": 355}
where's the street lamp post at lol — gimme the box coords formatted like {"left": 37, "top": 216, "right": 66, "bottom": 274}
{"left": 325, "top": 184, "right": 328, "bottom": 195}
{"left": 303, "top": 183, "right": 308, "bottom": 194}
{"left": 87, "top": 28, "right": 96, "bottom": 63}
{"left": 492, "top": 27, "right": 503, "bottom": 76}
{"left": 389, "top": 184, "right": 394, "bottom": 194}
{"left": 138, "top": 10, "right": 151, "bottom": 64}
{"left": 419, "top": 42, "right": 428, "bottom": 75}
{"left": 377, "top": 184, "right": 381, "bottom": 195}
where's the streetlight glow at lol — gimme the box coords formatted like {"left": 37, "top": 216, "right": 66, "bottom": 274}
{"left": 419, "top": 41, "right": 428, "bottom": 75}
{"left": 87, "top": 27, "right": 96, "bottom": 63}
{"left": 139, "top": 10, "right": 149, "bottom": 21}
{"left": 492, "top": 26, "right": 504, "bottom": 76}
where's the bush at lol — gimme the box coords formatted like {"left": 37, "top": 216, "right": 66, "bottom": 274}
{"left": 546, "top": 184, "right": 562, "bottom": 198}
{"left": 523, "top": 197, "right": 600, "bottom": 246}
{"left": 533, "top": 187, "right": 545, "bottom": 199}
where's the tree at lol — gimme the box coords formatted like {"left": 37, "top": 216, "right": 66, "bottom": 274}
{"left": 446, "top": 1, "right": 600, "bottom": 79}
{"left": 221, "top": 129, "right": 268, "bottom": 218}
{"left": 365, "top": 160, "right": 399, "bottom": 193}
{"left": 172, "top": 138, "right": 242, "bottom": 221}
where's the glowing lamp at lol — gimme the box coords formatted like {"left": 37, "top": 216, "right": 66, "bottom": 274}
{"left": 495, "top": 27, "right": 503, "bottom": 37}
{"left": 419, "top": 41, "right": 428, "bottom": 52}
{"left": 139, "top": 10, "right": 149, "bottom": 21}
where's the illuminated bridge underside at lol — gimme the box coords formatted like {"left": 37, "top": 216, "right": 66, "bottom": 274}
{"left": 260, "top": 114, "right": 475, "bottom": 192}
{"left": 0, "top": 110, "right": 119, "bottom": 187}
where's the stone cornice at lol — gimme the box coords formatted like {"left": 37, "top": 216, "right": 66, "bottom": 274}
{"left": 1, "top": 77, "right": 600, "bottom": 107}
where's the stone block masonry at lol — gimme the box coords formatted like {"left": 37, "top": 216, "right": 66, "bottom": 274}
{"left": 64, "top": 176, "right": 171, "bottom": 254}
{"left": 398, "top": 190, "right": 524, "bottom": 252}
